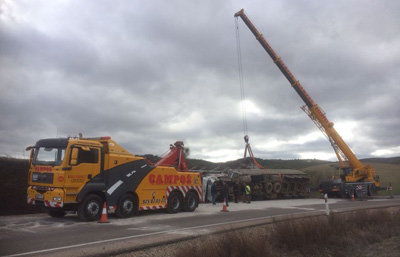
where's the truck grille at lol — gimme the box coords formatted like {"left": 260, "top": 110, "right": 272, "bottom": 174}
{"left": 32, "top": 172, "right": 53, "bottom": 184}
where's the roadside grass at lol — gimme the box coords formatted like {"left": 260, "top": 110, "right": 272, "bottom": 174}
{"left": 175, "top": 208, "right": 400, "bottom": 257}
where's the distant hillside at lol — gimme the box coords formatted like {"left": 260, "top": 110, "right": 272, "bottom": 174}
{"left": 360, "top": 157, "right": 400, "bottom": 165}
{"left": 139, "top": 154, "right": 218, "bottom": 170}
{"left": 219, "top": 158, "right": 331, "bottom": 170}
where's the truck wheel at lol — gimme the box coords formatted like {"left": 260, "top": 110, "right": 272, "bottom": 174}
{"left": 116, "top": 193, "right": 138, "bottom": 218}
{"left": 77, "top": 194, "right": 103, "bottom": 221}
{"left": 167, "top": 192, "right": 182, "bottom": 213}
{"left": 265, "top": 183, "right": 273, "bottom": 194}
{"left": 183, "top": 191, "right": 198, "bottom": 212}
{"left": 48, "top": 209, "right": 66, "bottom": 218}
{"left": 273, "top": 182, "right": 282, "bottom": 193}
{"left": 288, "top": 183, "right": 295, "bottom": 194}
{"left": 295, "top": 183, "right": 302, "bottom": 193}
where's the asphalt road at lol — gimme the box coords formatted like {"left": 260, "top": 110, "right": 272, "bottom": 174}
{"left": 1, "top": 196, "right": 399, "bottom": 257}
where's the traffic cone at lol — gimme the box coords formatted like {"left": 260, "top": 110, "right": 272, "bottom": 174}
{"left": 351, "top": 194, "right": 355, "bottom": 202}
{"left": 98, "top": 202, "right": 109, "bottom": 223}
{"left": 221, "top": 198, "right": 229, "bottom": 212}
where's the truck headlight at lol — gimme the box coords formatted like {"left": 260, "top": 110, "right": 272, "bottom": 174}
{"left": 53, "top": 197, "right": 62, "bottom": 202}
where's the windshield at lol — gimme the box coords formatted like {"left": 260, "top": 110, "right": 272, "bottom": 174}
{"left": 33, "top": 147, "right": 65, "bottom": 166}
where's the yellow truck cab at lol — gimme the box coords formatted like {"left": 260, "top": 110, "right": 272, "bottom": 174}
{"left": 26, "top": 137, "right": 202, "bottom": 221}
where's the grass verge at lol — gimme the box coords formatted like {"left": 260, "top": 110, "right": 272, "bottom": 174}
{"left": 175, "top": 208, "right": 400, "bottom": 257}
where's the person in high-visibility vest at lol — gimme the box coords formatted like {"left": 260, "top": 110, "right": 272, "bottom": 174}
{"left": 387, "top": 183, "right": 393, "bottom": 199}
{"left": 245, "top": 184, "right": 251, "bottom": 203}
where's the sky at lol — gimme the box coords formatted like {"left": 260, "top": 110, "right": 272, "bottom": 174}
{"left": 1, "top": 0, "right": 399, "bottom": 162}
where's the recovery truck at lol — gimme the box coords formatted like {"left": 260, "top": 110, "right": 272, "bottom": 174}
{"left": 234, "top": 9, "right": 380, "bottom": 197}
{"left": 26, "top": 137, "right": 202, "bottom": 221}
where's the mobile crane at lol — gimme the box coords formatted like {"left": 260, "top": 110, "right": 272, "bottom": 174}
{"left": 234, "top": 9, "right": 380, "bottom": 197}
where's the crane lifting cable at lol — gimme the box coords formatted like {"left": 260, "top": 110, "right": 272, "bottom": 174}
{"left": 235, "top": 17, "right": 248, "bottom": 136}
{"left": 235, "top": 17, "right": 269, "bottom": 171}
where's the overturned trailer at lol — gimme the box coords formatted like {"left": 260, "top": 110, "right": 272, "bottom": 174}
{"left": 202, "top": 168, "right": 310, "bottom": 202}
{"left": 230, "top": 169, "right": 310, "bottom": 200}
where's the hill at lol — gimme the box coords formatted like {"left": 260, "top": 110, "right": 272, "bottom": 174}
{"left": 360, "top": 156, "right": 400, "bottom": 165}
{"left": 219, "top": 158, "right": 331, "bottom": 170}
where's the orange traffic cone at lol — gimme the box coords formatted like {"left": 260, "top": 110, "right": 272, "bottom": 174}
{"left": 351, "top": 194, "right": 355, "bottom": 202}
{"left": 98, "top": 202, "right": 109, "bottom": 223}
{"left": 221, "top": 198, "right": 229, "bottom": 212}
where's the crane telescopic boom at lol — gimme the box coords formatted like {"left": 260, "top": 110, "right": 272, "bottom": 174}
{"left": 234, "top": 9, "right": 379, "bottom": 188}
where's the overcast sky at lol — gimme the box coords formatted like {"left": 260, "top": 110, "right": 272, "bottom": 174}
{"left": 1, "top": 0, "right": 399, "bottom": 162}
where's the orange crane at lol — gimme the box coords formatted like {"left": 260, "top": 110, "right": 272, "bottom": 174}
{"left": 234, "top": 9, "right": 380, "bottom": 197}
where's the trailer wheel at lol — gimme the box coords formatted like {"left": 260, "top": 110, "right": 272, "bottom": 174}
{"left": 116, "top": 193, "right": 138, "bottom": 218}
{"left": 77, "top": 194, "right": 103, "bottom": 221}
{"left": 183, "top": 191, "right": 198, "bottom": 212}
{"left": 288, "top": 183, "right": 295, "bottom": 194}
{"left": 47, "top": 209, "right": 66, "bottom": 218}
{"left": 295, "top": 183, "right": 302, "bottom": 193}
{"left": 273, "top": 182, "right": 282, "bottom": 193}
{"left": 265, "top": 183, "right": 273, "bottom": 194}
{"left": 167, "top": 192, "right": 182, "bottom": 213}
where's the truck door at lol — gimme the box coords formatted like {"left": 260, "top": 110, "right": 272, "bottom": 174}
{"left": 64, "top": 146, "right": 101, "bottom": 203}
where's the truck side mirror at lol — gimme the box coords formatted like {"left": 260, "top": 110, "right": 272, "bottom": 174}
{"left": 70, "top": 148, "right": 79, "bottom": 165}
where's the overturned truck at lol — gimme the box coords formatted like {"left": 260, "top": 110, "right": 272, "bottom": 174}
{"left": 202, "top": 168, "right": 310, "bottom": 202}
{"left": 230, "top": 169, "right": 310, "bottom": 200}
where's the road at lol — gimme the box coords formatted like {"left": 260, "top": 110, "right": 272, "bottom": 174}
{"left": 1, "top": 196, "right": 399, "bottom": 257}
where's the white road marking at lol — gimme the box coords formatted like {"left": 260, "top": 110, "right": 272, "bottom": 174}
{"left": 106, "top": 180, "right": 123, "bottom": 195}
{"left": 280, "top": 206, "right": 316, "bottom": 211}
{"left": 3, "top": 210, "right": 323, "bottom": 257}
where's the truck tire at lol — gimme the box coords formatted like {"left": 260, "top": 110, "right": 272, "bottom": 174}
{"left": 288, "top": 183, "right": 295, "bottom": 194}
{"left": 265, "top": 183, "right": 273, "bottom": 194}
{"left": 167, "top": 192, "right": 182, "bottom": 214}
{"left": 273, "top": 182, "right": 282, "bottom": 194}
{"left": 47, "top": 209, "right": 66, "bottom": 218}
{"left": 295, "top": 183, "right": 302, "bottom": 193}
{"left": 77, "top": 194, "right": 103, "bottom": 221}
{"left": 183, "top": 191, "right": 198, "bottom": 212}
{"left": 116, "top": 193, "right": 138, "bottom": 218}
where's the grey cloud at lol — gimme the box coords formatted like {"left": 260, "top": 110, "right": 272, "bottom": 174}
{"left": 1, "top": 0, "right": 399, "bottom": 161}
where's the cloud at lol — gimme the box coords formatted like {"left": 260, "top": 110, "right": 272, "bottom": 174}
{"left": 1, "top": 0, "right": 399, "bottom": 162}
